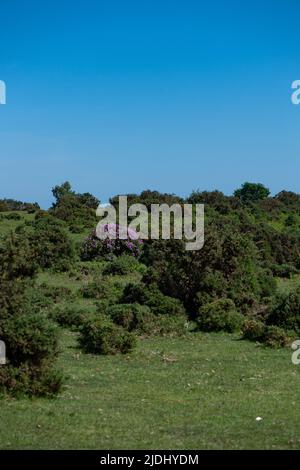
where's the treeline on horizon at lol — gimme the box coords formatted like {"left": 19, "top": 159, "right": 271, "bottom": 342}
{"left": 1, "top": 181, "right": 300, "bottom": 213}
{"left": 1, "top": 181, "right": 300, "bottom": 397}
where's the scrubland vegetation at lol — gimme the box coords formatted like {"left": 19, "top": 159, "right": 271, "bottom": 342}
{"left": 1, "top": 181, "right": 300, "bottom": 449}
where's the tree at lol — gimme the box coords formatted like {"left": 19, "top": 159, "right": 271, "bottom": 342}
{"left": 52, "top": 181, "right": 74, "bottom": 207}
{"left": 234, "top": 182, "right": 270, "bottom": 203}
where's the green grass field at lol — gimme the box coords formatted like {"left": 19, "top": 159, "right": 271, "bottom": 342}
{"left": 0, "top": 330, "right": 300, "bottom": 449}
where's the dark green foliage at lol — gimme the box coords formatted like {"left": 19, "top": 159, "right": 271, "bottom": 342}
{"left": 0, "top": 363, "right": 62, "bottom": 397}
{"left": 197, "top": 299, "right": 243, "bottom": 333}
{"left": 78, "top": 315, "right": 136, "bottom": 355}
{"left": 234, "top": 182, "right": 270, "bottom": 203}
{"left": 0, "top": 212, "right": 22, "bottom": 221}
{"left": 141, "top": 225, "right": 275, "bottom": 315}
{"left": 110, "top": 189, "right": 183, "bottom": 211}
{"left": 106, "top": 301, "right": 187, "bottom": 336}
{"left": 50, "top": 182, "right": 99, "bottom": 228}
{"left": 271, "top": 264, "right": 298, "bottom": 278}
{"left": 0, "top": 233, "right": 62, "bottom": 396}
{"left": 242, "top": 319, "right": 265, "bottom": 341}
{"left": 0, "top": 313, "right": 58, "bottom": 364}
{"left": 103, "top": 255, "right": 141, "bottom": 276}
{"left": 263, "top": 326, "right": 291, "bottom": 349}
{"left": 267, "top": 287, "right": 300, "bottom": 333}
{"left": 242, "top": 320, "right": 292, "bottom": 348}
{"left": 80, "top": 276, "right": 123, "bottom": 303}
{"left": 121, "top": 282, "right": 186, "bottom": 317}
{"left": 16, "top": 216, "right": 75, "bottom": 271}
{"left": 49, "top": 304, "right": 90, "bottom": 329}
{"left": 108, "top": 303, "right": 153, "bottom": 332}
{"left": 0, "top": 199, "right": 40, "bottom": 212}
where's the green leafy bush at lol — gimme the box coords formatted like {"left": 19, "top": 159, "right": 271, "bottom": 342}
{"left": 80, "top": 276, "right": 123, "bottom": 302}
{"left": 267, "top": 287, "right": 300, "bottom": 333}
{"left": 242, "top": 319, "right": 265, "bottom": 341}
{"left": 197, "top": 299, "right": 243, "bottom": 333}
{"left": 78, "top": 315, "right": 136, "bottom": 355}
{"left": 121, "top": 283, "right": 186, "bottom": 317}
{"left": 0, "top": 234, "right": 62, "bottom": 396}
{"left": 0, "top": 313, "right": 58, "bottom": 364}
{"left": 49, "top": 304, "right": 91, "bottom": 329}
{"left": 103, "top": 255, "right": 141, "bottom": 276}
{"left": 108, "top": 302, "right": 187, "bottom": 336}
{"left": 263, "top": 326, "right": 291, "bottom": 348}
{"left": 16, "top": 216, "right": 75, "bottom": 271}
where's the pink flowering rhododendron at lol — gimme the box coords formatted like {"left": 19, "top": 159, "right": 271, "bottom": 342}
{"left": 81, "top": 224, "right": 143, "bottom": 260}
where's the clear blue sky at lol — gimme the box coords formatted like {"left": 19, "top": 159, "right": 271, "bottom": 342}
{"left": 0, "top": 0, "right": 300, "bottom": 208}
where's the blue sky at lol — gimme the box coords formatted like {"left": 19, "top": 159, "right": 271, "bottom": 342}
{"left": 0, "top": 0, "right": 300, "bottom": 208}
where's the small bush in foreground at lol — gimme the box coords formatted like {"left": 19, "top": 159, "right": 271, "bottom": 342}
{"left": 266, "top": 287, "right": 300, "bottom": 333}
{"left": 263, "top": 326, "right": 291, "bottom": 349}
{"left": 242, "top": 319, "right": 265, "bottom": 341}
{"left": 78, "top": 316, "right": 136, "bottom": 355}
{"left": 197, "top": 298, "right": 243, "bottom": 333}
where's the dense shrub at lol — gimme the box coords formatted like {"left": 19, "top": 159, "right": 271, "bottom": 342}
{"left": 263, "top": 326, "right": 291, "bottom": 348}
{"left": 0, "top": 313, "right": 58, "bottom": 364}
{"left": 0, "top": 212, "right": 22, "bottom": 220}
{"left": 266, "top": 287, "right": 300, "bottom": 333}
{"left": 49, "top": 304, "right": 91, "bottom": 329}
{"left": 271, "top": 264, "right": 298, "bottom": 278}
{"left": 103, "top": 255, "right": 141, "bottom": 276}
{"left": 49, "top": 182, "right": 99, "bottom": 228}
{"left": 108, "top": 303, "right": 153, "bottom": 332}
{"left": 121, "top": 283, "right": 186, "bottom": 317}
{"left": 242, "top": 319, "right": 265, "bottom": 341}
{"left": 16, "top": 216, "right": 75, "bottom": 271}
{"left": 141, "top": 225, "right": 275, "bottom": 315}
{"left": 78, "top": 315, "right": 136, "bottom": 355}
{"left": 81, "top": 225, "right": 143, "bottom": 261}
{"left": 197, "top": 299, "right": 243, "bottom": 332}
{"left": 80, "top": 276, "right": 123, "bottom": 302}
{"left": 0, "top": 234, "right": 62, "bottom": 396}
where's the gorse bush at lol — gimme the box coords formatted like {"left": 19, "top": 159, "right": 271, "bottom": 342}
{"left": 49, "top": 304, "right": 91, "bottom": 329}
{"left": 78, "top": 315, "right": 136, "bottom": 355}
{"left": 197, "top": 299, "right": 243, "bottom": 333}
{"left": 242, "top": 319, "right": 265, "bottom": 341}
{"left": 80, "top": 276, "right": 123, "bottom": 303}
{"left": 141, "top": 225, "right": 276, "bottom": 315}
{"left": 242, "top": 320, "right": 292, "bottom": 348}
{"left": 102, "top": 254, "right": 141, "bottom": 276}
{"left": 49, "top": 181, "right": 99, "bottom": 228}
{"left": 266, "top": 287, "right": 300, "bottom": 333}
{"left": 121, "top": 282, "right": 186, "bottom": 317}
{"left": 16, "top": 216, "right": 75, "bottom": 271}
{"left": 107, "top": 302, "right": 187, "bottom": 336}
{"left": 0, "top": 233, "right": 62, "bottom": 396}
